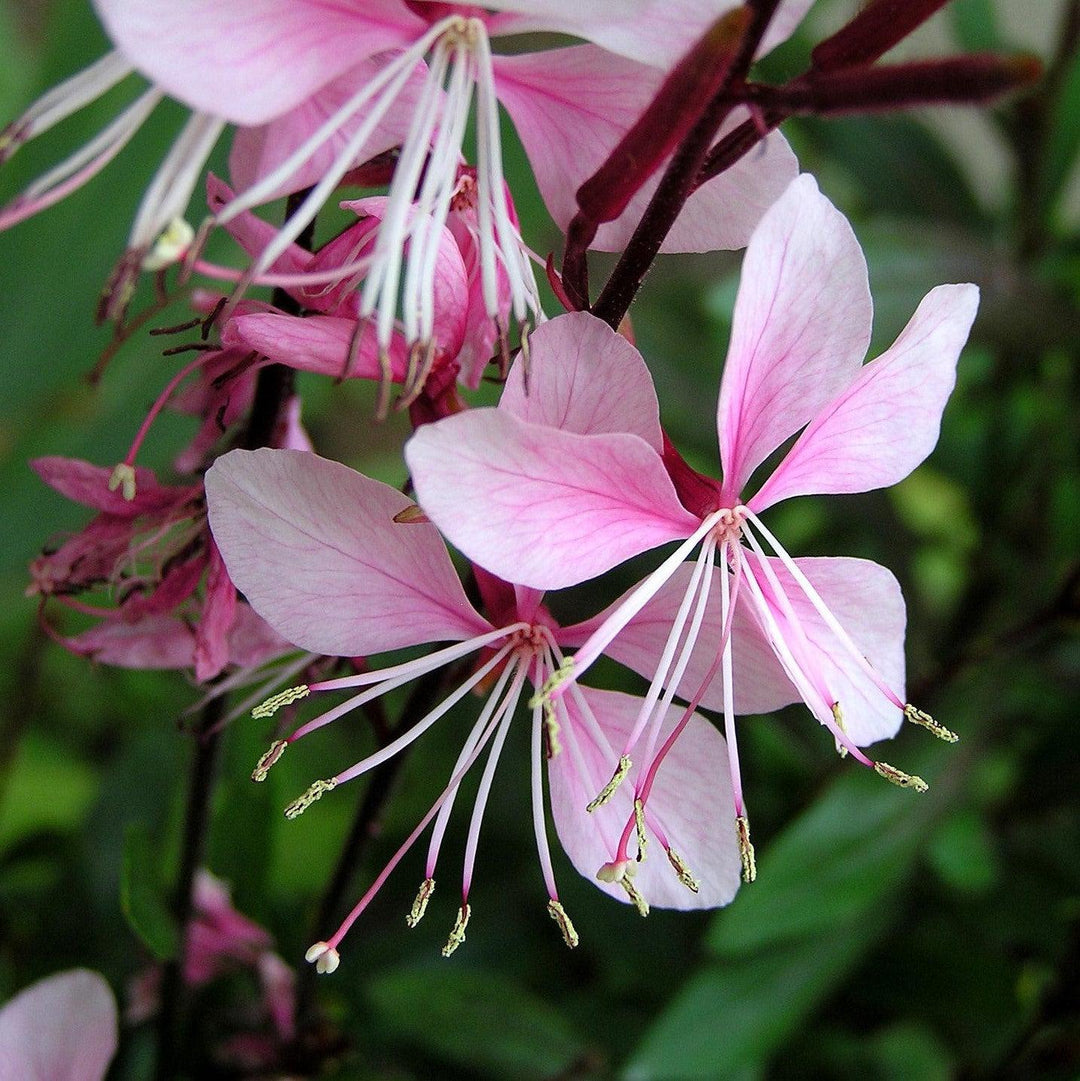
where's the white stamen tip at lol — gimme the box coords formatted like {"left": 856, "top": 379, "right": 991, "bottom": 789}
{"left": 141, "top": 216, "right": 194, "bottom": 271}
{"left": 108, "top": 463, "right": 137, "bottom": 502}
{"left": 305, "top": 941, "right": 340, "bottom": 974}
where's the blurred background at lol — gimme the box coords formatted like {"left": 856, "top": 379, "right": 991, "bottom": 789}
{"left": 0, "top": 0, "right": 1077, "bottom": 1078}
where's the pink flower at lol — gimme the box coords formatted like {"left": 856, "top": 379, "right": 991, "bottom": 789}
{"left": 0, "top": 969, "right": 117, "bottom": 1081}
{"left": 406, "top": 175, "right": 979, "bottom": 877}
{"left": 29, "top": 456, "right": 288, "bottom": 682}
{"left": 206, "top": 445, "right": 741, "bottom": 968}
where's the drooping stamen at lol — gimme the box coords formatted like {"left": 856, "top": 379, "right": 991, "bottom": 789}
{"left": 621, "top": 875, "right": 650, "bottom": 918}
{"left": 873, "top": 762, "right": 929, "bottom": 792}
{"left": 284, "top": 777, "right": 338, "bottom": 820}
{"left": 442, "top": 903, "right": 471, "bottom": 957}
{"left": 107, "top": 463, "right": 137, "bottom": 502}
{"left": 253, "top": 684, "right": 311, "bottom": 719}
{"left": 586, "top": 754, "right": 633, "bottom": 813}
{"left": 904, "top": 703, "right": 958, "bottom": 742}
{"left": 547, "top": 900, "right": 579, "bottom": 948}
{"left": 666, "top": 848, "right": 700, "bottom": 893}
{"left": 407, "top": 878, "right": 436, "bottom": 928}
{"left": 736, "top": 814, "right": 756, "bottom": 883}
{"left": 252, "top": 739, "right": 288, "bottom": 782}
{"left": 633, "top": 798, "right": 648, "bottom": 862}
{"left": 529, "top": 652, "right": 561, "bottom": 902}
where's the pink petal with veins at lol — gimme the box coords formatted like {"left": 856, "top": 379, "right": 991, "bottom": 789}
{"left": 550, "top": 686, "right": 741, "bottom": 909}
{"left": 499, "top": 312, "right": 663, "bottom": 450}
{"left": 206, "top": 448, "right": 490, "bottom": 656}
{"left": 751, "top": 284, "right": 979, "bottom": 510}
{"left": 717, "top": 174, "right": 873, "bottom": 498}
{"left": 407, "top": 410, "right": 699, "bottom": 590}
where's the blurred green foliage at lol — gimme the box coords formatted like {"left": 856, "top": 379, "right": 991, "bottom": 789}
{"left": 0, "top": 1, "right": 1077, "bottom": 1079}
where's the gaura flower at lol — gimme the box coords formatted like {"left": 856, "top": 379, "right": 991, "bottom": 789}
{"left": 206, "top": 445, "right": 741, "bottom": 970}
{"left": 0, "top": 969, "right": 117, "bottom": 1081}
{"left": 3, "top": 1, "right": 808, "bottom": 333}
{"left": 406, "top": 174, "right": 980, "bottom": 877}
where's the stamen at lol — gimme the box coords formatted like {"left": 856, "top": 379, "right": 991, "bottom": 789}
{"left": 832, "top": 702, "right": 849, "bottom": 758}
{"left": 620, "top": 875, "right": 650, "bottom": 918}
{"left": 108, "top": 463, "right": 136, "bottom": 502}
{"left": 633, "top": 798, "right": 648, "bottom": 862}
{"left": 406, "top": 878, "right": 436, "bottom": 928}
{"left": 442, "top": 903, "right": 471, "bottom": 957}
{"left": 529, "top": 655, "right": 574, "bottom": 708}
{"left": 304, "top": 941, "right": 341, "bottom": 975}
{"left": 252, "top": 739, "right": 287, "bottom": 782}
{"left": 904, "top": 704, "right": 958, "bottom": 742}
{"left": 873, "top": 762, "right": 929, "bottom": 793}
{"left": 252, "top": 684, "right": 310, "bottom": 719}
{"left": 542, "top": 708, "right": 562, "bottom": 759}
{"left": 586, "top": 754, "right": 632, "bottom": 813}
{"left": 547, "top": 900, "right": 579, "bottom": 948}
{"left": 284, "top": 777, "right": 338, "bottom": 820}
{"left": 736, "top": 815, "right": 756, "bottom": 883}
{"left": 666, "top": 848, "right": 700, "bottom": 893}
{"left": 142, "top": 217, "right": 194, "bottom": 271}
{"left": 393, "top": 504, "right": 430, "bottom": 524}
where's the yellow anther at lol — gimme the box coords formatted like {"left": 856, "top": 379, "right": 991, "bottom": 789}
{"left": 874, "top": 761, "right": 929, "bottom": 792}
{"left": 736, "top": 815, "right": 756, "bottom": 883}
{"left": 108, "top": 463, "right": 137, "bottom": 502}
{"left": 547, "top": 900, "right": 579, "bottom": 949}
{"left": 904, "top": 704, "right": 958, "bottom": 743}
{"left": 528, "top": 656, "right": 575, "bottom": 710}
{"left": 442, "top": 904, "right": 471, "bottom": 957}
{"left": 666, "top": 848, "right": 700, "bottom": 893}
{"left": 284, "top": 777, "right": 337, "bottom": 820}
{"left": 586, "top": 755, "right": 632, "bottom": 813}
{"left": 407, "top": 878, "right": 435, "bottom": 928}
{"left": 620, "top": 875, "right": 650, "bottom": 918}
{"left": 634, "top": 798, "right": 648, "bottom": 862}
{"left": 393, "top": 504, "right": 430, "bottom": 524}
{"left": 304, "top": 941, "right": 340, "bottom": 974}
{"left": 252, "top": 685, "right": 310, "bottom": 719}
{"left": 142, "top": 217, "right": 194, "bottom": 271}
{"left": 542, "top": 706, "right": 562, "bottom": 759}
{"left": 251, "top": 739, "right": 287, "bottom": 782}
{"left": 596, "top": 860, "right": 627, "bottom": 884}
{"left": 832, "top": 702, "right": 849, "bottom": 758}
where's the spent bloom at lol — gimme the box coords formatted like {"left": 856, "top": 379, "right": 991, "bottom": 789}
{"left": 407, "top": 174, "right": 979, "bottom": 877}
{"left": 3, "top": 0, "right": 807, "bottom": 335}
{"left": 206, "top": 445, "right": 741, "bottom": 970}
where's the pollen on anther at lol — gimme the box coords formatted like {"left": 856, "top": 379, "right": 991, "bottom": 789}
{"left": 736, "top": 815, "right": 756, "bottom": 883}
{"left": 904, "top": 704, "right": 958, "bottom": 743}
{"left": 633, "top": 799, "right": 648, "bottom": 862}
{"left": 284, "top": 777, "right": 337, "bottom": 820}
{"left": 407, "top": 878, "right": 436, "bottom": 928}
{"left": 305, "top": 941, "right": 340, "bottom": 974}
{"left": 442, "top": 904, "right": 471, "bottom": 957}
{"left": 874, "top": 761, "right": 929, "bottom": 793}
{"left": 666, "top": 848, "right": 700, "bottom": 893}
{"left": 252, "top": 739, "right": 287, "bottom": 782}
{"left": 587, "top": 755, "right": 632, "bottom": 813}
{"left": 108, "top": 463, "right": 137, "bottom": 502}
{"left": 547, "top": 900, "right": 579, "bottom": 948}
{"left": 252, "top": 685, "right": 310, "bottom": 719}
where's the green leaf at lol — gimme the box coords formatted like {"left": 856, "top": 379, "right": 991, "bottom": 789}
{"left": 120, "top": 822, "right": 179, "bottom": 961}
{"left": 623, "top": 910, "right": 891, "bottom": 1081}
{"left": 1044, "top": 49, "right": 1080, "bottom": 215}
{"left": 366, "top": 966, "right": 587, "bottom": 1080}
{"left": 706, "top": 765, "right": 934, "bottom": 957}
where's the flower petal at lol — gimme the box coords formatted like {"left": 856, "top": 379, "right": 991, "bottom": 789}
{"left": 223, "top": 314, "right": 411, "bottom": 383}
{"left": 499, "top": 311, "right": 663, "bottom": 450}
{"left": 31, "top": 457, "right": 195, "bottom": 516}
{"left": 494, "top": 49, "right": 796, "bottom": 253}
{"left": 550, "top": 686, "right": 741, "bottom": 909}
{"left": 406, "top": 410, "right": 698, "bottom": 590}
{"left": 92, "top": 0, "right": 424, "bottom": 124}
{"left": 205, "top": 448, "right": 490, "bottom": 656}
{"left": 750, "top": 284, "right": 980, "bottom": 510}
{"left": 717, "top": 174, "right": 873, "bottom": 498}
{"left": 561, "top": 563, "right": 801, "bottom": 716}
{"left": 0, "top": 969, "right": 117, "bottom": 1081}
{"left": 744, "top": 555, "right": 907, "bottom": 746}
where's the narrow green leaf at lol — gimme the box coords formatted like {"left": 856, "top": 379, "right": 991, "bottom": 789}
{"left": 120, "top": 823, "right": 179, "bottom": 961}
{"left": 366, "top": 966, "right": 587, "bottom": 1080}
